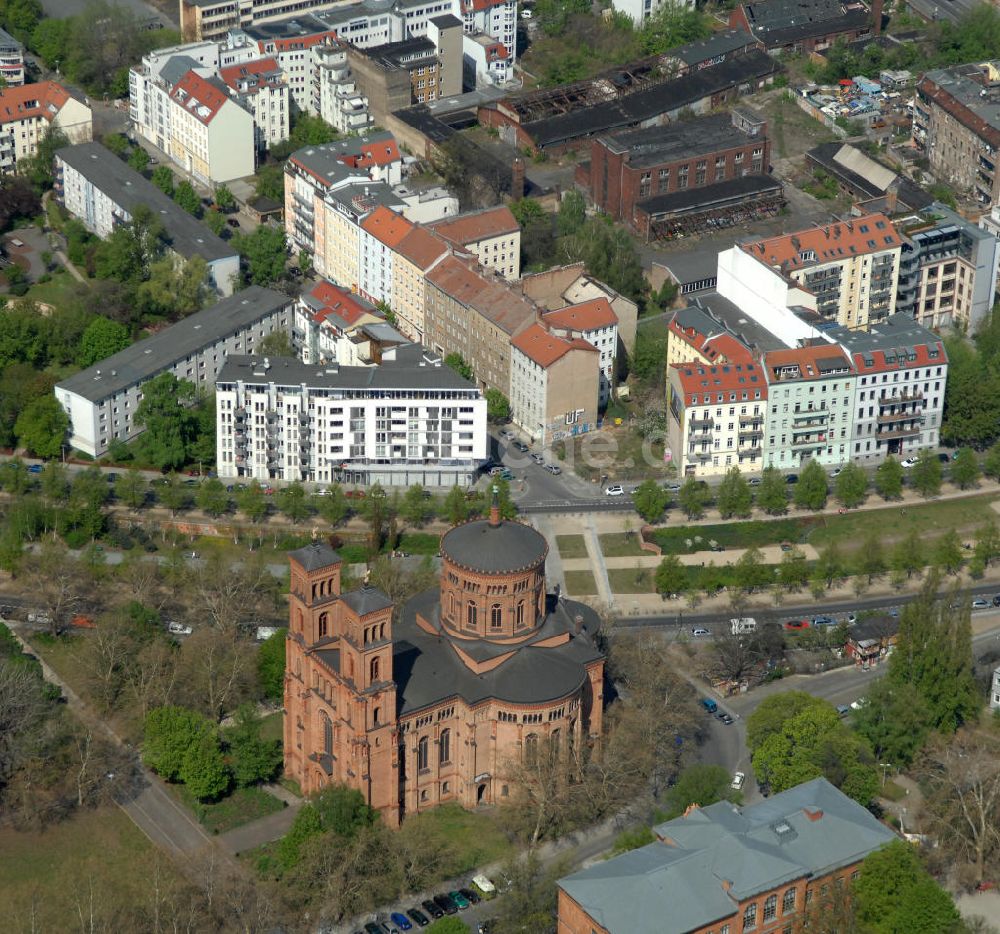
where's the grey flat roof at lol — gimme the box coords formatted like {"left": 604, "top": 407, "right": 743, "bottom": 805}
{"left": 688, "top": 291, "right": 789, "bottom": 352}
{"left": 57, "top": 287, "right": 291, "bottom": 403}
{"left": 0, "top": 26, "right": 22, "bottom": 49}
{"left": 55, "top": 142, "right": 237, "bottom": 263}
{"left": 241, "top": 13, "right": 335, "bottom": 37}
{"left": 159, "top": 54, "right": 203, "bottom": 87}
{"left": 654, "top": 247, "right": 720, "bottom": 284}
{"left": 599, "top": 112, "right": 758, "bottom": 168}
{"left": 824, "top": 312, "right": 944, "bottom": 356}
{"left": 672, "top": 27, "right": 757, "bottom": 64}
{"left": 560, "top": 777, "right": 897, "bottom": 934}
{"left": 216, "top": 353, "right": 481, "bottom": 392}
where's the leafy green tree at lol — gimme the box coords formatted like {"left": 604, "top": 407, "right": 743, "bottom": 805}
{"left": 734, "top": 546, "right": 769, "bottom": 593}
{"left": 778, "top": 547, "right": 809, "bottom": 590}
{"left": 158, "top": 473, "right": 190, "bottom": 515}
{"left": 173, "top": 180, "right": 202, "bottom": 217}
{"left": 401, "top": 484, "right": 433, "bottom": 527}
{"left": 180, "top": 731, "right": 230, "bottom": 801}
{"left": 257, "top": 628, "right": 286, "bottom": 701}
{"left": 442, "top": 484, "right": 469, "bottom": 525}
{"left": 213, "top": 184, "right": 235, "bottom": 211}
{"left": 654, "top": 554, "right": 686, "bottom": 596}
{"left": 851, "top": 679, "right": 932, "bottom": 767}
{"left": 31, "top": 17, "right": 71, "bottom": 70}
{"left": 678, "top": 476, "right": 710, "bottom": 519}
{"left": 485, "top": 388, "right": 510, "bottom": 420}
{"left": 950, "top": 447, "right": 980, "bottom": 489}
{"left": 276, "top": 482, "right": 311, "bottom": 522}
{"left": 253, "top": 164, "right": 284, "bottom": 201}
{"left": 444, "top": 352, "right": 473, "bottom": 381}
{"left": 941, "top": 332, "right": 1000, "bottom": 449}
{"left": 143, "top": 705, "right": 216, "bottom": 781}
{"left": 890, "top": 528, "right": 925, "bottom": 579}
{"left": 204, "top": 208, "right": 227, "bottom": 237}
{"left": 629, "top": 330, "right": 666, "bottom": 383}
{"left": 983, "top": 441, "right": 1000, "bottom": 480}
{"left": 716, "top": 466, "right": 752, "bottom": 519}
{"left": 138, "top": 255, "right": 209, "bottom": 319}
{"left": 196, "top": 478, "right": 230, "bottom": 517}
{"left": 853, "top": 840, "right": 961, "bottom": 934}
{"left": 93, "top": 203, "right": 164, "bottom": 283}
{"left": 911, "top": 448, "right": 942, "bottom": 498}
{"left": 793, "top": 459, "right": 828, "bottom": 511}
{"left": 855, "top": 533, "right": 886, "bottom": 584}
{"left": 834, "top": 462, "right": 867, "bottom": 508}
{"left": 756, "top": 465, "right": 788, "bottom": 515}
{"left": 234, "top": 225, "right": 287, "bottom": 285}
{"left": 633, "top": 479, "right": 668, "bottom": 522}
{"left": 127, "top": 146, "right": 149, "bottom": 173}
{"left": 889, "top": 573, "right": 978, "bottom": 733}
{"left": 14, "top": 395, "right": 67, "bottom": 459}
{"left": 151, "top": 164, "right": 175, "bottom": 197}
{"left": 39, "top": 462, "right": 70, "bottom": 503}
{"left": 258, "top": 330, "right": 295, "bottom": 357}
{"left": 557, "top": 188, "right": 586, "bottom": 236}
{"left": 102, "top": 132, "right": 130, "bottom": 157}
{"left": 237, "top": 481, "right": 268, "bottom": 523}
{"left": 78, "top": 316, "right": 130, "bottom": 368}
{"left": 115, "top": 467, "right": 147, "bottom": 511}
{"left": 874, "top": 455, "right": 904, "bottom": 499}
{"left": 974, "top": 520, "right": 1000, "bottom": 567}
{"left": 662, "top": 764, "right": 739, "bottom": 819}
{"left": 815, "top": 542, "right": 845, "bottom": 588}
{"left": 933, "top": 529, "right": 964, "bottom": 573}
{"left": 747, "top": 691, "right": 831, "bottom": 750}
{"left": 315, "top": 486, "right": 349, "bottom": 526}
{"left": 133, "top": 373, "right": 197, "bottom": 471}
{"left": 20, "top": 126, "right": 67, "bottom": 191}
{"left": 226, "top": 703, "right": 282, "bottom": 787}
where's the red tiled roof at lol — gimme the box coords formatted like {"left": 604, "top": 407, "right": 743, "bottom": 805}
{"left": 218, "top": 57, "right": 281, "bottom": 91}
{"left": 171, "top": 71, "right": 228, "bottom": 125}
{"left": 671, "top": 360, "right": 767, "bottom": 404}
{"left": 396, "top": 226, "right": 450, "bottom": 270}
{"left": 305, "top": 281, "right": 376, "bottom": 328}
{"left": 668, "top": 315, "right": 753, "bottom": 365}
{"left": 542, "top": 297, "right": 617, "bottom": 332}
{"left": 269, "top": 31, "right": 338, "bottom": 53}
{"left": 0, "top": 80, "right": 70, "bottom": 125}
{"left": 740, "top": 213, "right": 898, "bottom": 272}
{"left": 430, "top": 205, "right": 519, "bottom": 247}
{"left": 361, "top": 205, "right": 412, "bottom": 248}
{"left": 427, "top": 255, "right": 537, "bottom": 335}
{"left": 763, "top": 344, "right": 852, "bottom": 381}
{"left": 511, "top": 323, "right": 597, "bottom": 368}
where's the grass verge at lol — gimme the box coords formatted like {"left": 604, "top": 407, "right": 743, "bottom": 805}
{"left": 599, "top": 532, "right": 647, "bottom": 558}
{"left": 564, "top": 570, "right": 598, "bottom": 595}
{"left": 401, "top": 804, "right": 513, "bottom": 872}
{"left": 608, "top": 567, "right": 655, "bottom": 593}
{"left": 556, "top": 534, "right": 588, "bottom": 559}
{"left": 172, "top": 783, "right": 285, "bottom": 835}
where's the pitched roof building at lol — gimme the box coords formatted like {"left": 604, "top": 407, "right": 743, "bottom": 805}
{"left": 730, "top": 0, "right": 876, "bottom": 53}
{"left": 0, "top": 81, "right": 92, "bottom": 173}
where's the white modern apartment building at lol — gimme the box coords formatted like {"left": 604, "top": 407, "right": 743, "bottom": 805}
{"left": 540, "top": 298, "right": 619, "bottom": 406}
{"left": 313, "top": 42, "right": 373, "bottom": 134}
{"left": 215, "top": 351, "right": 488, "bottom": 487}
{"left": 55, "top": 287, "right": 293, "bottom": 458}
{"left": 761, "top": 345, "right": 857, "bottom": 470}
{"left": 0, "top": 28, "right": 25, "bottom": 87}
{"left": 219, "top": 57, "right": 289, "bottom": 148}
{"left": 55, "top": 141, "right": 240, "bottom": 296}
{"left": 0, "top": 82, "right": 91, "bottom": 174}
{"left": 611, "top": 0, "right": 694, "bottom": 27}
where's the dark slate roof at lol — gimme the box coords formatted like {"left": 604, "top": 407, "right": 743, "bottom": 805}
{"left": 520, "top": 50, "right": 778, "bottom": 148}
{"left": 392, "top": 590, "right": 604, "bottom": 714}
{"left": 671, "top": 28, "right": 758, "bottom": 66}
{"left": 289, "top": 541, "right": 342, "bottom": 572}
{"left": 742, "top": 0, "right": 871, "bottom": 46}
{"left": 806, "top": 141, "right": 933, "bottom": 212}
{"left": 341, "top": 586, "right": 394, "bottom": 617}
{"left": 598, "top": 112, "right": 759, "bottom": 169}
{"left": 439, "top": 518, "right": 548, "bottom": 573}
{"left": 637, "top": 174, "right": 782, "bottom": 218}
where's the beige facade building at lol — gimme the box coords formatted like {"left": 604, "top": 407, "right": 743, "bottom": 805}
{"left": 430, "top": 205, "right": 521, "bottom": 280}
{"left": 392, "top": 226, "right": 451, "bottom": 342}
{"left": 0, "top": 82, "right": 91, "bottom": 174}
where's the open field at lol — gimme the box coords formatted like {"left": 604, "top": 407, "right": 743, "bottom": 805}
{"left": 600, "top": 532, "right": 647, "bottom": 558}
{"left": 23, "top": 268, "right": 89, "bottom": 309}
{"left": 564, "top": 569, "right": 598, "bottom": 595}
{"left": 557, "top": 534, "right": 589, "bottom": 559}
{"left": 608, "top": 566, "right": 655, "bottom": 593}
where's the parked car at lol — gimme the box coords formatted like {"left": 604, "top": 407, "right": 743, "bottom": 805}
{"left": 691, "top": 627, "right": 711, "bottom": 637}
{"left": 850, "top": 697, "right": 867, "bottom": 710}
{"left": 972, "top": 598, "right": 990, "bottom": 609}
{"left": 938, "top": 452, "right": 952, "bottom": 464}
{"left": 488, "top": 466, "right": 506, "bottom": 476}
{"left": 718, "top": 712, "right": 735, "bottom": 725}
{"left": 700, "top": 698, "right": 718, "bottom": 714}
{"left": 664, "top": 483, "right": 682, "bottom": 493}
{"left": 901, "top": 457, "right": 919, "bottom": 468}
{"left": 380, "top": 924, "right": 399, "bottom": 934}
{"left": 829, "top": 466, "right": 843, "bottom": 478}
{"left": 364, "top": 924, "right": 382, "bottom": 934}
{"left": 421, "top": 900, "right": 443, "bottom": 919}
{"left": 530, "top": 453, "right": 544, "bottom": 465}
{"left": 836, "top": 705, "right": 851, "bottom": 717}
{"left": 783, "top": 619, "right": 810, "bottom": 630}
{"left": 314, "top": 488, "right": 332, "bottom": 496}
{"left": 450, "top": 891, "right": 470, "bottom": 910}
{"left": 434, "top": 894, "right": 458, "bottom": 915}
{"left": 520, "top": 7, "right": 532, "bottom": 16}
{"left": 390, "top": 913, "right": 412, "bottom": 931}
{"left": 992, "top": 595, "right": 1000, "bottom": 607}
{"left": 785, "top": 473, "right": 799, "bottom": 484}
{"left": 605, "top": 484, "right": 625, "bottom": 496}
{"left": 499, "top": 429, "right": 514, "bottom": 440}
{"left": 512, "top": 441, "right": 528, "bottom": 453}
{"left": 544, "top": 463, "right": 562, "bottom": 475}
{"left": 227, "top": 217, "right": 240, "bottom": 228}
{"left": 26, "top": 463, "right": 44, "bottom": 473}
{"left": 731, "top": 771, "right": 745, "bottom": 790}
{"left": 183, "top": 551, "right": 199, "bottom": 559}
{"left": 406, "top": 909, "right": 430, "bottom": 928}
{"left": 748, "top": 477, "right": 762, "bottom": 486}
{"left": 499, "top": 469, "right": 514, "bottom": 481}
{"left": 167, "top": 621, "right": 193, "bottom": 635}
{"left": 811, "top": 615, "right": 837, "bottom": 627}
{"left": 472, "top": 874, "right": 496, "bottom": 895}
{"left": 459, "top": 887, "right": 481, "bottom": 905}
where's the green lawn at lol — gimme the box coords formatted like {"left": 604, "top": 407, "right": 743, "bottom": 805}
{"left": 650, "top": 518, "right": 815, "bottom": 554}
{"left": 599, "top": 532, "right": 647, "bottom": 558}
{"left": 0, "top": 805, "right": 186, "bottom": 929}
{"left": 23, "top": 268, "right": 89, "bottom": 309}
{"left": 260, "top": 710, "right": 284, "bottom": 744}
{"left": 396, "top": 531, "right": 441, "bottom": 555}
{"left": 557, "top": 534, "right": 589, "bottom": 559}
{"left": 183, "top": 785, "right": 285, "bottom": 835}
{"left": 608, "top": 567, "right": 655, "bottom": 593}
{"left": 564, "top": 570, "right": 598, "bottom": 595}
{"left": 401, "top": 804, "right": 512, "bottom": 872}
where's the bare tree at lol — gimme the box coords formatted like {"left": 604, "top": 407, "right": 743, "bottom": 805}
{"left": 82, "top": 616, "right": 136, "bottom": 711}
{"left": 708, "top": 629, "right": 766, "bottom": 684}
{"left": 24, "top": 541, "right": 84, "bottom": 636}
{"left": 178, "top": 628, "right": 255, "bottom": 722}
{"left": 116, "top": 557, "right": 168, "bottom": 613}
{"left": 123, "top": 640, "right": 179, "bottom": 721}
{"left": 0, "top": 659, "right": 50, "bottom": 786}
{"left": 193, "top": 555, "right": 279, "bottom": 637}
{"left": 918, "top": 728, "right": 1000, "bottom": 885}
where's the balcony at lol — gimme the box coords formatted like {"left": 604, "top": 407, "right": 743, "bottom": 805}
{"left": 739, "top": 428, "right": 763, "bottom": 441}
{"left": 877, "top": 425, "right": 922, "bottom": 440}
{"left": 791, "top": 434, "right": 826, "bottom": 449}
{"left": 879, "top": 389, "right": 923, "bottom": 404}
{"left": 792, "top": 408, "right": 828, "bottom": 424}
{"left": 877, "top": 411, "right": 924, "bottom": 426}
{"left": 688, "top": 417, "right": 713, "bottom": 430}
{"left": 739, "top": 445, "right": 762, "bottom": 457}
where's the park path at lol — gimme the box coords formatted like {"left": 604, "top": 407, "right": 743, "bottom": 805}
{"left": 584, "top": 515, "right": 614, "bottom": 608}
{"left": 530, "top": 514, "right": 567, "bottom": 596}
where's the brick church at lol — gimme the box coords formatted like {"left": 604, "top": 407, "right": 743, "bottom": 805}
{"left": 283, "top": 500, "right": 606, "bottom": 826}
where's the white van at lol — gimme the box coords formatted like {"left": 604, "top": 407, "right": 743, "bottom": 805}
{"left": 730, "top": 617, "right": 757, "bottom": 635}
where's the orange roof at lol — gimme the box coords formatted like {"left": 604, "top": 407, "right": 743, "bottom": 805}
{"left": 542, "top": 297, "right": 617, "bottom": 332}
{"left": 427, "top": 255, "right": 537, "bottom": 336}
{"left": 740, "top": 214, "right": 898, "bottom": 272}
{"left": 269, "top": 31, "right": 338, "bottom": 53}
{"left": 430, "top": 206, "right": 519, "bottom": 247}
{"left": 763, "top": 345, "right": 852, "bottom": 382}
{"left": 512, "top": 323, "right": 597, "bottom": 369}
{"left": 218, "top": 57, "right": 282, "bottom": 91}
{"left": 671, "top": 360, "right": 767, "bottom": 403}
{"left": 171, "top": 71, "right": 228, "bottom": 124}
{"left": 395, "top": 226, "right": 449, "bottom": 270}
{"left": 668, "top": 313, "right": 753, "bottom": 365}
{"left": 0, "top": 80, "right": 70, "bottom": 125}
{"left": 361, "top": 205, "right": 413, "bottom": 248}
{"left": 304, "top": 281, "right": 377, "bottom": 328}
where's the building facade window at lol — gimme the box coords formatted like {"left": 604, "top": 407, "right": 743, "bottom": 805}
{"left": 491, "top": 603, "right": 502, "bottom": 629}
{"left": 370, "top": 656, "right": 380, "bottom": 683}
{"left": 318, "top": 612, "right": 328, "bottom": 638}
{"left": 321, "top": 711, "right": 332, "bottom": 755}
{"left": 439, "top": 728, "right": 450, "bottom": 764}
{"left": 467, "top": 603, "right": 477, "bottom": 628}
{"left": 763, "top": 894, "right": 777, "bottom": 921}
{"left": 524, "top": 732, "right": 538, "bottom": 765}
{"left": 417, "top": 735, "right": 429, "bottom": 771}
{"left": 782, "top": 888, "right": 796, "bottom": 914}
{"left": 743, "top": 903, "right": 756, "bottom": 931}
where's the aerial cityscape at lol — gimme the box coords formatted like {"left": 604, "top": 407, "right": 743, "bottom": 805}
{"left": 4, "top": 0, "right": 1000, "bottom": 930}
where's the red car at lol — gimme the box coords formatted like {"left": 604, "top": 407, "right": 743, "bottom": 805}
{"left": 783, "top": 619, "right": 810, "bottom": 631}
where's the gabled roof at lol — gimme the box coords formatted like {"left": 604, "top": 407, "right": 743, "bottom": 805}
{"left": 171, "top": 70, "right": 230, "bottom": 124}
{"left": 511, "top": 323, "right": 597, "bottom": 368}
{"left": 763, "top": 344, "right": 853, "bottom": 382}
{"left": 672, "top": 359, "right": 766, "bottom": 403}
{"left": 361, "top": 205, "right": 413, "bottom": 248}
{"left": 395, "top": 226, "right": 450, "bottom": 270}
{"left": 0, "top": 80, "right": 70, "bottom": 125}
{"left": 429, "top": 205, "right": 519, "bottom": 247}
{"left": 301, "top": 280, "right": 378, "bottom": 330}
{"left": 427, "top": 255, "right": 537, "bottom": 335}
{"left": 542, "top": 297, "right": 618, "bottom": 332}
{"left": 218, "top": 57, "right": 283, "bottom": 93}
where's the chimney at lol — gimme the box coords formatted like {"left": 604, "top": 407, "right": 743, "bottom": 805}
{"left": 885, "top": 188, "right": 898, "bottom": 214}
{"left": 871, "top": 0, "right": 883, "bottom": 34}
{"left": 511, "top": 156, "right": 526, "bottom": 201}
{"left": 574, "top": 614, "right": 583, "bottom": 634}
{"left": 489, "top": 484, "right": 501, "bottom": 527}
{"left": 804, "top": 808, "right": 824, "bottom": 821}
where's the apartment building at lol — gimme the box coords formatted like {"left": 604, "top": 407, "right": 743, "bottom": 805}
{"left": 915, "top": 61, "right": 1000, "bottom": 207}
{"left": 462, "top": 34, "right": 511, "bottom": 88}
{"left": 293, "top": 280, "right": 390, "bottom": 364}
{"left": 724, "top": 214, "right": 902, "bottom": 330}
{"left": 509, "top": 324, "right": 599, "bottom": 446}
{"left": 830, "top": 315, "right": 948, "bottom": 465}
{"left": 56, "top": 287, "right": 292, "bottom": 458}
{"left": 665, "top": 301, "right": 758, "bottom": 370}
{"left": 541, "top": 298, "right": 619, "bottom": 406}
{"left": 425, "top": 254, "right": 538, "bottom": 394}
{"left": 312, "top": 41, "right": 373, "bottom": 134}
{"left": 54, "top": 142, "right": 239, "bottom": 296}
{"left": 558, "top": 778, "right": 896, "bottom": 934}
{"left": 215, "top": 351, "right": 488, "bottom": 487}
{"left": 0, "top": 82, "right": 91, "bottom": 173}
{"left": 583, "top": 109, "right": 770, "bottom": 233}
{"left": 667, "top": 359, "right": 768, "bottom": 477}
{"left": 389, "top": 225, "right": 451, "bottom": 341}
{"left": 761, "top": 344, "right": 857, "bottom": 470}
{"left": 611, "top": 0, "right": 693, "bottom": 26}
{"left": 895, "top": 204, "right": 1000, "bottom": 333}
{"left": 218, "top": 57, "right": 289, "bottom": 149}
{"left": 358, "top": 205, "right": 412, "bottom": 307}
{"left": 429, "top": 205, "right": 521, "bottom": 280}
{"left": 0, "top": 28, "right": 25, "bottom": 87}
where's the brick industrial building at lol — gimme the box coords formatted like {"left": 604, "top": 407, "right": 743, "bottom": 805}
{"left": 730, "top": 0, "right": 878, "bottom": 54}
{"left": 283, "top": 503, "right": 606, "bottom": 825}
